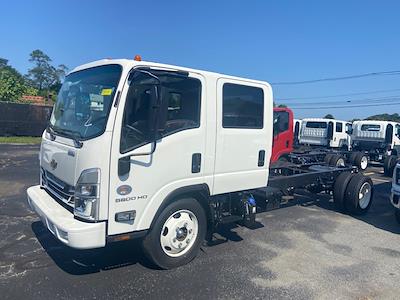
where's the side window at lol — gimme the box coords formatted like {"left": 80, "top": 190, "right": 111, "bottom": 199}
{"left": 163, "top": 78, "right": 201, "bottom": 136}
{"left": 223, "top": 83, "right": 264, "bottom": 129}
{"left": 273, "top": 111, "right": 289, "bottom": 136}
{"left": 120, "top": 71, "right": 201, "bottom": 153}
{"left": 336, "top": 122, "right": 343, "bottom": 133}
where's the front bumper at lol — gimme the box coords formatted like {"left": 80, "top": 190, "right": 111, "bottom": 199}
{"left": 27, "top": 185, "right": 106, "bottom": 249}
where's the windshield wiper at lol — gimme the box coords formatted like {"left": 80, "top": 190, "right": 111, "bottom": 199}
{"left": 46, "top": 125, "right": 83, "bottom": 148}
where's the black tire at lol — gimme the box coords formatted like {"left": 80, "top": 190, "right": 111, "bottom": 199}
{"left": 329, "top": 155, "right": 346, "bottom": 167}
{"left": 349, "top": 152, "right": 358, "bottom": 164}
{"left": 354, "top": 152, "right": 368, "bottom": 171}
{"left": 324, "top": 154, "right": 334, "bottom": 164}
{"left": 344, "top": 173, "right": 373, "bottom": 215}
{"left": 384, "top": 155, "right": 397, "bottom": 177}
{"left": 142, "top": 198, "right": 207, "bottom": 269}
{"left": 395, "top": 209, "right": 400, "bottom": 224}
{"left": 333, "top": 172, "right": 354, "bottom": 211}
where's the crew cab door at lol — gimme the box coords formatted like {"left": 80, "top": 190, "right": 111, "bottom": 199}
{"left": 213, "top": 79, "right": 272, "bottom": 195}
{"left": 108, "top": 69, "right": 208, "bottom": 235}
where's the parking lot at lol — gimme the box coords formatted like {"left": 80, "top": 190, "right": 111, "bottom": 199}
{"left": 1, "top": 144, "right": 400, "bottom": 300}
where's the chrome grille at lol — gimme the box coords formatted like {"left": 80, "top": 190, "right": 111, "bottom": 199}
{"left": 41, "top": 169, "right": 75, "bottom": 207}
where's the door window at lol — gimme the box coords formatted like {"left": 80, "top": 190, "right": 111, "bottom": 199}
{"left": 120, "top": 71, "right": 201, "bottom": 153}
{"left": 336, "top": 122, "right": 343, "bottom": 133}
{"left": 273, "top": 111, "right": 289, "bottom": 136}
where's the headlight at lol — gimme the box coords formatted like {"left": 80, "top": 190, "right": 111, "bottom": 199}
{"left": 74, "top": 168, "right": 100, "bottom": 221}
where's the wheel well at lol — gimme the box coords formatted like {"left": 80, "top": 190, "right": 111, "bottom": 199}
{"left": 149, "top": 184, "right": 212, "bottom": 231}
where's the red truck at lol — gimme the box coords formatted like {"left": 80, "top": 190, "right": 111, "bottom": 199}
{"left": 271, "top": 107, "right": 294, "bottom": 163}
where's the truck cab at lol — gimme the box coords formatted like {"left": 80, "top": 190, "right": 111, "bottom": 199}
{"left": 299, "top": 118, "right": 352, "bottom": 150}
{"left": 27, "top": 58, "right": 273, "bottom": 269}
{"left": 271, "top": 107, "right": 294, "bottom": 162}
{"left": 352, "top": 120, "right": 400, "bottom": 159}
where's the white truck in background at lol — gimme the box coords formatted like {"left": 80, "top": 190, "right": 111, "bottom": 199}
{"left": 299, "top": 118, "right": 352, "bottom": 150}
{"left": 390, "top": 163, "right": 400, "bottom": 223}
{"left": 352, "top": 120, "right": 400, "bottom": 175}
{"left": 26, "top": 58, "right": 374, "bottom": 269}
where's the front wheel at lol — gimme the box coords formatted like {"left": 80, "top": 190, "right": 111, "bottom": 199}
{"left": 142, "top": 198, "right": 207, "bottom": 269}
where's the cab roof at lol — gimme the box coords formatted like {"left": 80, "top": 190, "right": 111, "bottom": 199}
{"left": 69, "top": 58, "right": 272, "bottom": 88}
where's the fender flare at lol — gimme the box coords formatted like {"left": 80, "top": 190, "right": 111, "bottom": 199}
{"left": 149, "top": 183, "right": 211, "bottom": 230}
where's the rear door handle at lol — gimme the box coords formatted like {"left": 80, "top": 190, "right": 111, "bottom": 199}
{"left": 192, "top": 153, "right": 201, "bottom": 173}
{"left": 258, "top": 150, "right": 265, "bottom": 167}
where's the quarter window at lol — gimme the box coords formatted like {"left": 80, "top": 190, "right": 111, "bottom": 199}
{"left": 223, "top": 83, "right": 264, "bottom": 129}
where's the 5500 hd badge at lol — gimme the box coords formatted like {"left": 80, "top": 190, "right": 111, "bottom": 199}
{"left": 116, "top": 195, "right": 148, "bottom": 203}
{"left": 116, "top": 185, "right": 147, "bottom": 202}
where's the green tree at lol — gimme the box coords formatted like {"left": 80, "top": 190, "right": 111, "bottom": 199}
{"left": 0, "top": 58, "right": 36, "bottom": 102}
{"left": 27, "top": 50, "right": 68, "bottom": 95}
{"left": 324, "top": 114, "right": 334, "bottom": 119}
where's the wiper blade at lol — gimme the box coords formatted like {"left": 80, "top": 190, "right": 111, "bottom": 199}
{"left": 46, "top": 125, "right": 83, "bottom": 148}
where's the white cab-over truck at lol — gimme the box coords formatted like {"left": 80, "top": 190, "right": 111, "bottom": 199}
{"left": 352, "top": 120, "right": 400, "bottom": 175}
{"left": 299, "top": 118, "right": 352, "bottom": 150}
{"left": 27, "top": 58, "right": 374, "bottom": 269}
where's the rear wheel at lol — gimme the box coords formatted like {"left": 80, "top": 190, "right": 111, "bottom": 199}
{"left": 349, "top": 152, "right": 358, "bottom": 164}
{"left": 333, "top": 171, "right": 354, "bottom": 211}
{"left": 329, "top": 154, "right": 346, "bottom": 167}
{"left": 344, "top": 173, "right": 373, "bottom": 215}
{"left": 324, "top": 154, "right": 334, "bottom": 164}
{"left": 354, "top": 152, "right": 368, "bottom": 171}
{"left": 142, "top": 198, "right": 207, "bottom": 269}
{"left": 384, "top": 155, "right": 397, "bottom": 177}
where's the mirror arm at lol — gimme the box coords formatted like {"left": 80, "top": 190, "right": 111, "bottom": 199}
{"left": 121, "top": 142, "right": 157, "bottom": 159}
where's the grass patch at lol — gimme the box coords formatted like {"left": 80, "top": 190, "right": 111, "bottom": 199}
{"left": 0, "top": 136, "right": 42, "bottom": 144}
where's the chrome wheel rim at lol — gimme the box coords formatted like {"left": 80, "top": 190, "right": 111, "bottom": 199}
{"left": 336, "top": 158, "right": 345, "bottom": 167}
{"left": 360, "top": 156, "right": 368, "bottom": 170}
{"left": 160, "top": 209, "right": 198, "bottom": 257}
{"left": 359, "top": 182, "right": 372, "bottom": 209}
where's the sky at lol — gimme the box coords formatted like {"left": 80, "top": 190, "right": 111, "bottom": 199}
{"left": 1, "top": 0, "right": 400, "bottom": 121}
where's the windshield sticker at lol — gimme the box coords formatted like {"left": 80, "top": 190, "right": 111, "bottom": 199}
{"left": 90, "top": 94, "right": 104, "bottom": 111}
{"left": 101, "top": 88, "right": 113, "bottom": 96}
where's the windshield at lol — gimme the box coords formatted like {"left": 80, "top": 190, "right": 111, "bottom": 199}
{"left": 50, "top": 64, "right": 122, "bottom": 140}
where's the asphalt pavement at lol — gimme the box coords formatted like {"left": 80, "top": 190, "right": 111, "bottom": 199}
{"left": 0, "top": 144, "right": 399, "bottom": 300}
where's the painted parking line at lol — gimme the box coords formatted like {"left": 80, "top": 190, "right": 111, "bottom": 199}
{"left": 364, "top": 172, "right": 375, "bottom": 176}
